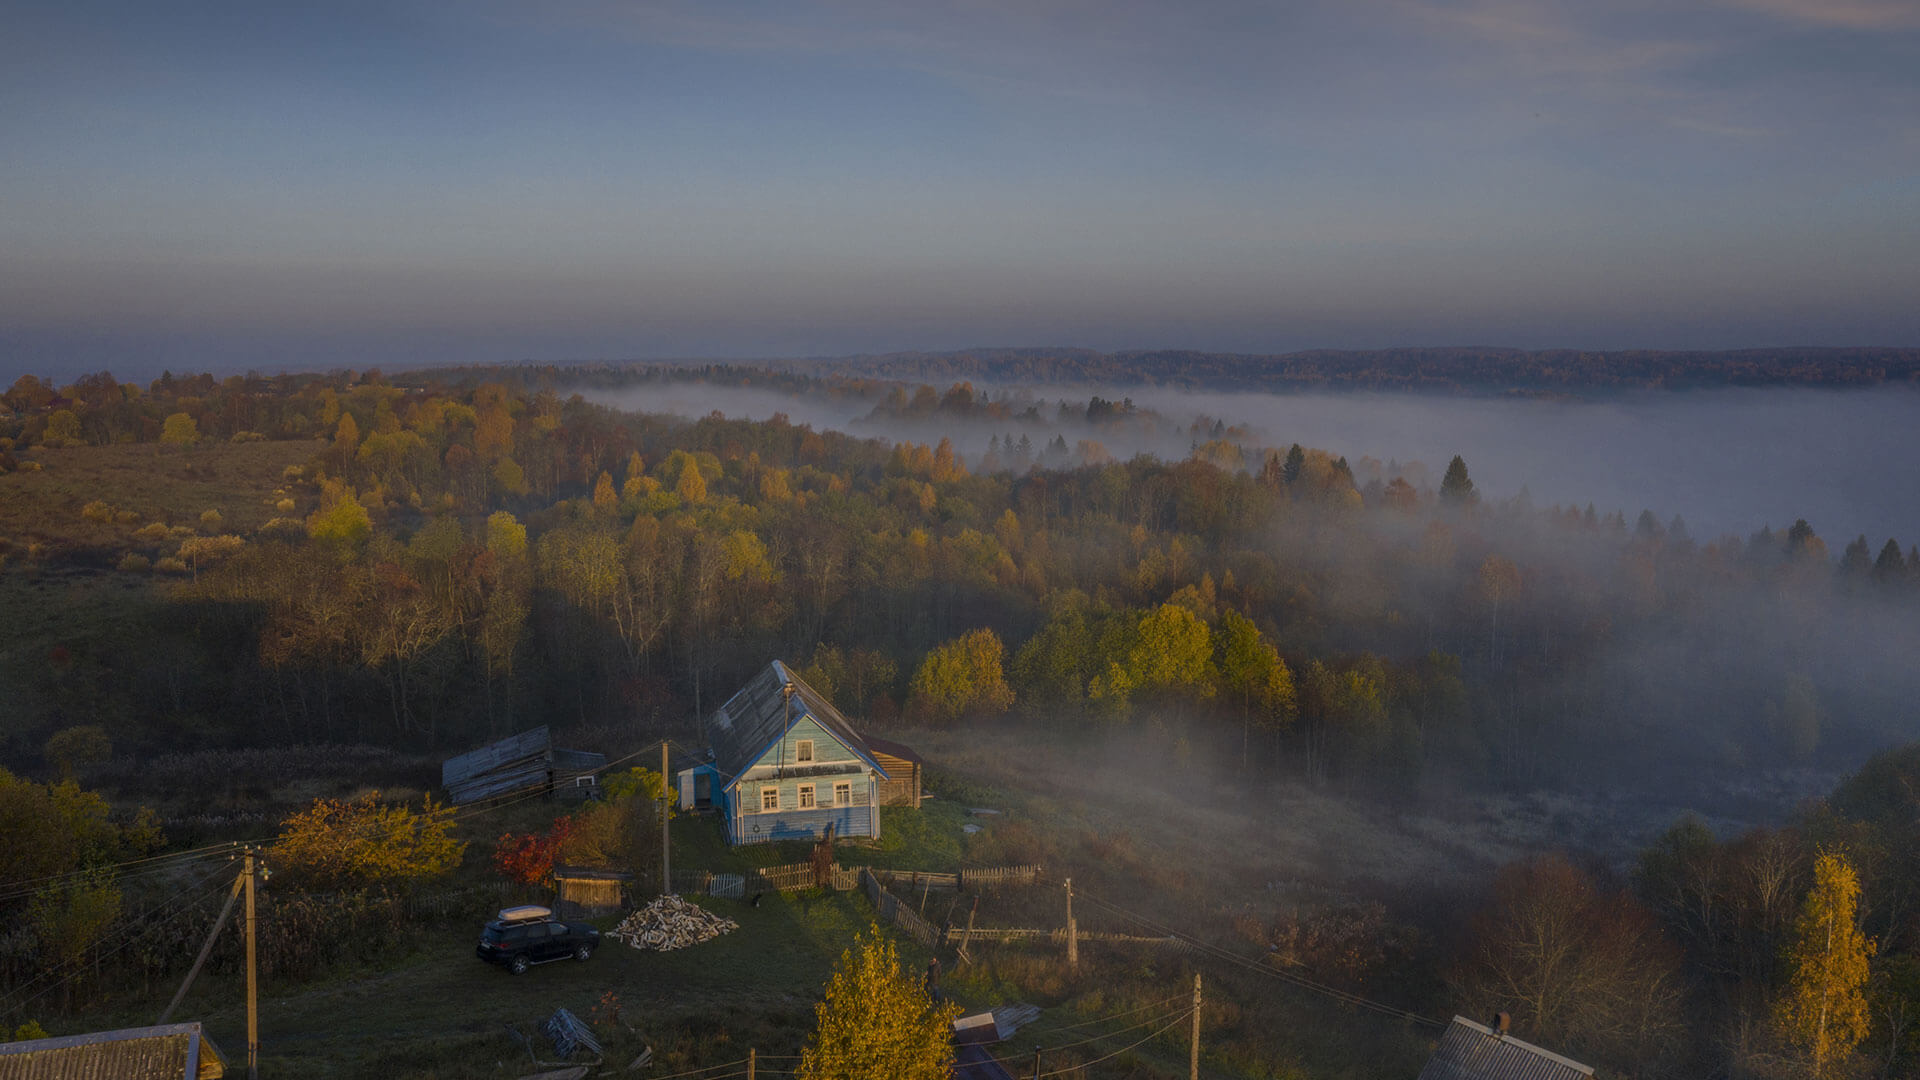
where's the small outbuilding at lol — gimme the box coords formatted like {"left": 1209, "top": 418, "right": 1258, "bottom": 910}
{"left": 1415, "top": 1016, "right": 1593, "bottom": 1080}
{"left": 0, "top": 1022, "right": 226, "bottom": 1080}
{"left": 553, "top": 865, "right": 633, "bottom": 918}
{"left": 441, "top": 726, "right": 607, "bottom": 804}
{"left": 865, "top": 737, "right": 925, "bottom": 808}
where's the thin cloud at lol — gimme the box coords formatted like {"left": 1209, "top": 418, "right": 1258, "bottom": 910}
{"left": 1720, "top": 0, "right": 1920, "bottom": 30}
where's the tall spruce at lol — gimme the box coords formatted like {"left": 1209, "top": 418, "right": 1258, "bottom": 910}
{"left": 1440, "top": 455, "right": 1476, "bottom": 505}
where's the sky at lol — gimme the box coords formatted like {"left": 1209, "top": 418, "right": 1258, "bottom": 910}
{"left": 2, "top": 0, "right": 1918, "bottom": 377}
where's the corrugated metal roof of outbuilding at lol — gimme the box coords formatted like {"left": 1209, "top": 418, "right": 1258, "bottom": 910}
{"left": 1415, "top": 1016, "right": 1593, "bottom": 1080}
{"left": 0, "top": 1022, "right": 224, "bottom": 1080}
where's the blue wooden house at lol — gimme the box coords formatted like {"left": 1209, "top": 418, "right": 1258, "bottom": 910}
{"left": 676, "top": 661, "right": 889, "bottom": 845}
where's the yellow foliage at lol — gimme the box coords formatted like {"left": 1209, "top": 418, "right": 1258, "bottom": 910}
{"left": 676, "top": 457, "right": 708, "bottom": 504}
{"left": 274, "top": 791, "right": 466, "bottom": 891}
{"left": 798, "top": 925, "right": 959, "bottom": 1080}
{"left": 1776, "top": 850, "right": 1876, "bottom": 1078}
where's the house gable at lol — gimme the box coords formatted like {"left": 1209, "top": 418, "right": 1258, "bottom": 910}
{"left": 709, "top": 661, "right": 888, "bottom": 792}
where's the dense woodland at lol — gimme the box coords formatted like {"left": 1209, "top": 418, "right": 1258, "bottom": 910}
{"left": 2, "top": 364, "right": 1919, "bottom": 1077}
{"left": 454, "top": 346, "right": 1920, "bottom": 398}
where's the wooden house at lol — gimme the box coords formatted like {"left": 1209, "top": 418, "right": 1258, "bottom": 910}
{"left": 553, "top": 866, "right": 632, "bottom": 918}
{"left": 441, "top": 726, "right": 606, "bottom": 804}
{"left": 1415, "top": 1016, "right": 1593, "bottom": 1080}
{"left": 677, "top": 661, "right": 889, "bottom": 845}
{"left": 0, "top": 1022, "right": 226, "bottom": 1079}
{"left": 866, "top": 737, "right": 925, "bottom": 808}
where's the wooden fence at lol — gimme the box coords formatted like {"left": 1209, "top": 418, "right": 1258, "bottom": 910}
{"left": 861, "top": 869, "right": 940, "bottom": 949}
{"left": 673, "top": 861, "right": 862, "bottom": 897}
{"left": 947, "top": 927, "right": 1181, "bottom": 949}
{"left": 866, "top": 864, "right": 1042, "bottom": 893}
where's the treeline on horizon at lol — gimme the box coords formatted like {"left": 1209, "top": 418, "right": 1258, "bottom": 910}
{"left": 3, "top": 366, "right": 1919, "bottom": 805}
{"left": 405, "top": 345, "right": 1920, "bottom": 397}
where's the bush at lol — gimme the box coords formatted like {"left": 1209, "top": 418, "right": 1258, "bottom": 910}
{"left": 116, "top": 553, "right": 151, "bottom": 573}
{"left": 81, "top": 501, "right": 114, "bottom": 523}
{"left": 154, "top": 557, "right": 188, "bottom": 574}
{"left": 273, "top": 791, "right": 466, "bottom": 891}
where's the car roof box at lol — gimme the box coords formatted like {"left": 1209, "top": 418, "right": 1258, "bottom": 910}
{"left": 498, "top": 905, "right": 553, "bottom": 923}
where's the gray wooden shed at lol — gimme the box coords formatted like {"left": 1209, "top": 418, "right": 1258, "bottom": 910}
{"left": 441, "top": 726, "right": 607, "bottom": 804}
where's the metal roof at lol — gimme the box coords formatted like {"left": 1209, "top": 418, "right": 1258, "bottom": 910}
{"left": 1416, "top": 1017, "right": 1593, "bottom": 1080}
{"left": 0, "top": 1022, "right": 225, "bottom": 1080}
{"left": 707, "top": 661, "right": 887, "bottom": 789}
{"left": 865, "top": 736, "right": 926, "bottom": 764}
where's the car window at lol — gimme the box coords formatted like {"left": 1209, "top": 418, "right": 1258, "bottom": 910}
{"left": 549, "top": 924, "right": 570, "bottom": 936}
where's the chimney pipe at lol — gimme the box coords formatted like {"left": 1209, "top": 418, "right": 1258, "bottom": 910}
{"left": 1490, "top": 1012, "right": 1511, "bottom": 1036}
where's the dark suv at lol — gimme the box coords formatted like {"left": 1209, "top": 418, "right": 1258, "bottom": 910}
{"left": 475, "top": 905, "right": 601, "bottom": 975}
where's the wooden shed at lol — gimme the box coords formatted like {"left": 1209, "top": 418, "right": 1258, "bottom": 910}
{"left": 865, "top": 737, "right": 924, "bottom": 808}
{"left": 553, "top": 866, "right": 632, "bottom": 918}
{"left": 441, "top": 726, "right": 607, "bottom": 804}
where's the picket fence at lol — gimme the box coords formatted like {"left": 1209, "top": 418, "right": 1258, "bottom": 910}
{"left": 861, "top": 868, "right": 940, "bottom": 949}
{"left": 672, "top": 862, "right": 1038, "bottom": 899}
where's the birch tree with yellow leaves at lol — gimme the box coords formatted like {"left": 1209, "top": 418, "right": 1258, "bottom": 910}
{"left": 1776, "top": 850, "right": 1875, "bottom": 1079}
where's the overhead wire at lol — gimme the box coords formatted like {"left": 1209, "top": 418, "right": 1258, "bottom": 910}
{"left": 0, "top": 861, "right": 239, "bottom": 1020}
{"left": 1035, "top": 1009, "right": 1195, "bottom": 1078}
{"left": 1069, "top": 888, "right": 1445, "bottom": 1029}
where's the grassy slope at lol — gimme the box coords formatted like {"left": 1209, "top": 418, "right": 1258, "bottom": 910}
{"left": 0, "top": 440, "right": 315, "bottom": 555}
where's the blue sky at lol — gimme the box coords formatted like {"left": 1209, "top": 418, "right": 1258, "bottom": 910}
{"left": 2, "top": 0, "right": 1917, "bottom": 376}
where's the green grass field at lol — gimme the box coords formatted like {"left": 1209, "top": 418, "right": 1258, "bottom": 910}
{"left": 173, "top": 888, "right": 915, "bottom": 1079}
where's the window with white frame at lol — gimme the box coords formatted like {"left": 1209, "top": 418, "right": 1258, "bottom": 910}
{"left": 833, "top": 781, "right": 852, "bottom": 807}
{"left": 798, "top": 783, "right": 816, "bottom": 809}
{"left": 761, "top": 786, "right": 780, "bottom": 812}
{"left": 795, "top": 740, "right": 814, "bottom": 763}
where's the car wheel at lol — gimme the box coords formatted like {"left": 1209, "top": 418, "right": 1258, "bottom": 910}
{"left": 574, "top": 943, "right": 593, "bottom": 961}
{"left": 509, "top": 954, "right": 530, "bottom": 975}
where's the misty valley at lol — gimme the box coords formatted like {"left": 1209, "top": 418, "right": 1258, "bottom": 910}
{"left": 1, "top": 359, "right": 1917, "bottom": 1079}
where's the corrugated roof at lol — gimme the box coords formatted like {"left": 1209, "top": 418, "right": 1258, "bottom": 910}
{"left": 708, "top": 661, "right": 887, "bottom": 789}
{"left": 0, "top": 1022, "right": 225, "bottom": 1080}
{"left": 1416, "top": 1017, "right": 1593, "bottom": 1080}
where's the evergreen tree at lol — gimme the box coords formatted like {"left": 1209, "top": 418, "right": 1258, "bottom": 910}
{"left": 798, "top": 925, "right": 959, "bottom": 1080}
{"left": 1282, "top": 443, "right": 1305, "bottom": 485}
{"left": 1839, "top": 535, "right": 1872, "bottom": 578}
{"left": 1873, "top": 538, "right": 1906, "bottom": 582}
{"left": 1776, "top": 851, "right": 1875, "bottom": 1079}
{"left": 1440, "top": 455, "right": 1475, "bottom": 505}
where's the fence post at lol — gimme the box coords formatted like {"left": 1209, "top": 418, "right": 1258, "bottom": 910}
{"left": 1064, "top": 877, "right": 1077, "bottom": 969}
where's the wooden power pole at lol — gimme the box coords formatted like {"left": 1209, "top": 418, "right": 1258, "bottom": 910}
{"left": 244, "top": 849, "right": 260, "bottom": 1080}
{"left": 1064, "top": 877, "right": 1077, "bottom": 968}
{"left": 1189, "top": 973, "right": 1202, "bottom": 1080}
{"left": 158, "top": 865, "right": 245, "bottom": 1025}
{"left": 660, "top": 740, "right": 672, "bottom": 895}
{"left": 746, "top": 1048, "right": 755, "bottom": 1080}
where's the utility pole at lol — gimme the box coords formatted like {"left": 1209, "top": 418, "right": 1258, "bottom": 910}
{"left": 244, "top": 849, "right": 260, "bottom": 1080}
{"left": 746, "top": 1048, "right": 755, "bottom": 1080}
{"left": 660, "top": 740, "right": 672, "bottom": 895}
{"left": 1064, "top": 877, "right": 1077, "bottom": 968}
{"left": 1189, "top": 973, "right": 1202, "bottom": 1080}
{"left": 1031, "top": 1047, "right": 1042, "bottom": 1079}
{"left": 158, "top": 864, "right": 245, "bottom": 1025}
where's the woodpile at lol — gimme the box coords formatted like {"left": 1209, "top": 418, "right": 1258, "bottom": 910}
{"left": 607, "top": 895, "right": 739, "bottom": 951}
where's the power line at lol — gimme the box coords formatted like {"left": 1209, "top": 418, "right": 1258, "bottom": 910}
{"left": 0, "top": 862, "right": 239, "bottom": 1020}
{"left": 1071, "top": 889, "right": 1445, "bottom": 1029}
{"left": 1037, "top": 1008, "right": 1194, "bottom": 1078}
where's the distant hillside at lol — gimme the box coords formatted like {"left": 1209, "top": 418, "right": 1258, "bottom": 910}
{"left": 799, "top": 345, "right": 1920, "bottom": 395}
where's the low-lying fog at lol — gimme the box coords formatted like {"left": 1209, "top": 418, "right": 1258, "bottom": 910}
{"left": 581, "top": 382, "right": 1920, "bottom": 550}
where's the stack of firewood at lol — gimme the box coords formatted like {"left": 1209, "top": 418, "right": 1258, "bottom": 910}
{"left": 607, "top": 895, "right": 740, "bottom": 951}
